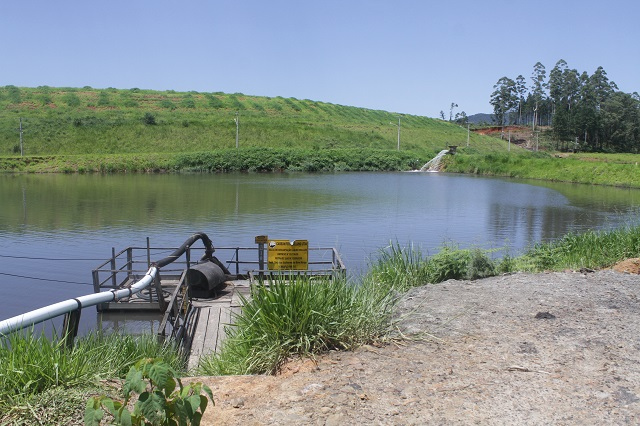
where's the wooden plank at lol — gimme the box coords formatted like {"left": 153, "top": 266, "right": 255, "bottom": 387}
{"left": 200, "top": 307, "right": 223, "bottom": 357}
{"left": 215, "top": 307, "right": 233, "bottom": 353}
{"left": 190, "top": 308, "right": 210, "bottom": 359}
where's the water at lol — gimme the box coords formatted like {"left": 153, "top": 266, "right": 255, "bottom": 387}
{"left": 420, "top": 149, "right": 450, "bottom": 171}
{"left": 2, "top": 172, "right": 640, "bottom": 332}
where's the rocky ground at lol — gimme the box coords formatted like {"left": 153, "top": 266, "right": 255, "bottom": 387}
{"left": 194, "top": 267, "right": 640, "bottom": 425}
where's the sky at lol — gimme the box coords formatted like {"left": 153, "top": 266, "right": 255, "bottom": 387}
{"left": 1, "top": 0, "right": 638, "bottom": 118}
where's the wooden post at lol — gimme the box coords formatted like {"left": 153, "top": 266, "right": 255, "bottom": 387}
{"left": 147, "top": 237, "right": 151, "bottom": 269}
{"left": 127, "top": 247, "right": 133, "bottom": 277}
{"left": 155, "top": 271, "right": 167, "bottom": 312}
{"left": 110, "top": 247, "right": 117, "bottom": 289}
{"left": 62, "top": 308, "right": 81, "bottom": 349}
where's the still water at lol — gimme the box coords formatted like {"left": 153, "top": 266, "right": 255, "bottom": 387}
{"left": 1, "top": 172, "right": 640, "bottom": 332}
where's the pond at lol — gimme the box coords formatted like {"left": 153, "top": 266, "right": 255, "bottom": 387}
{"left": 1, "top": 172, "right": 640, "bottom": 332}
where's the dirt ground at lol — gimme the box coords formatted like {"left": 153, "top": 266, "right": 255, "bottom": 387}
{"left": 194, "top": 265, "right": 640, "bottom": 425}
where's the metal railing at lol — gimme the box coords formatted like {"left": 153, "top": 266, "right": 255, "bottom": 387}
{"left": 1, "top": 235, "right": 346, "bottom": 349}
{"left": 0, "top": 233, "right": 215, "bottom": 347}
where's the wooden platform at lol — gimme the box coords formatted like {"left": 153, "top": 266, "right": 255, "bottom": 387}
{"left": 187, "top": 280, "right": 252, "bottom": 370}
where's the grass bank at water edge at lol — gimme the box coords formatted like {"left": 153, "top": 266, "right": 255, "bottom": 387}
{"left": 0, "top": 148, "right": 423, "bottom": 173}
{"left": 445, "top": 151, "right": 640, "bottom": 188}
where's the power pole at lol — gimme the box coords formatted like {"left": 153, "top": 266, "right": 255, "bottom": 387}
{"left": 397, "top": 116, "right": 401, "bottom": 151}
{"left": 234, "top": 112, "right": 239, "bottom": 149}
{"left": 19, "top": 118, "right": 24, "bottom": 157}
{"left": 466, "top": 123, "right": 470, "bottom": 147}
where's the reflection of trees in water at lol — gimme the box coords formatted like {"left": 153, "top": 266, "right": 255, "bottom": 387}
{"left": 0, "top": 174, "right": 344, "bottom": 232}
{"left": 489, "top": 202, "right": 611, "bottom": 249}
{"left": 484, "top": 177, "right": 640, "bottom": 251}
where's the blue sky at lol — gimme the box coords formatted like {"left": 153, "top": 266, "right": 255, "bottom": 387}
{"left": 1, "top": 0, "right": 638, "bottom": 117}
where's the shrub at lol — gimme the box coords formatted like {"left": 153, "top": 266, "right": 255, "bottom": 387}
{"left": 97, "top": 91, "right": 111, "bottom": 106}
{"left": 63, "top": 92, "right": 81, "bottom": 107}
{"left": 143, "top": 112, "right": 157, "bottom": 125}
{"left": 425, "top": 245, "right": 471, "bottom": 283}
{"left": 466, "top": 248, "right": 496, "bottom": 280}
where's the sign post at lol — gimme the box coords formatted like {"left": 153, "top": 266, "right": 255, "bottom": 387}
{"left": 255, "top": 235, "right": 268, "bottom": 278}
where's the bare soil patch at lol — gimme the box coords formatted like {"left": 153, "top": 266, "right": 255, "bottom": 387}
{"left": 195, "top": 269, "right": 640, "bottom": 425}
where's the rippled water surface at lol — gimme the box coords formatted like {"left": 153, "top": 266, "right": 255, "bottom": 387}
{"left": 2, "top": 172, "right": 640, "bottom": 331}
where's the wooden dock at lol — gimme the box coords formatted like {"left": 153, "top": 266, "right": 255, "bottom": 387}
{"left": 187, "top": 280, "right": 252, "bottom": 370}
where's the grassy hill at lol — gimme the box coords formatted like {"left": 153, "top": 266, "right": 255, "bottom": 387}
{"left": 0, "top": 86, "right": 509, "bottom": 160}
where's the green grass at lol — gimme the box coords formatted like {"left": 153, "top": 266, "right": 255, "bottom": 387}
{"left": 0, "top": 331, "right": 183, "bottom": 424}
{"left": 0, "top": 86, "right": 510, "bottom": 171}
{"left": 514, "top": 224, "right": 640, "bottom": 271}
{"left": 195, "top": 242, "right": 498, "bottom": 377}
{"left": 195, "top": 275, "right": 397, "bottom": 375}
{"left": 445, "top": 151, "right": 640, "bottom": 188}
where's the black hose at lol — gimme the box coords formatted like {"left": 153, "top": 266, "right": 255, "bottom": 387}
{"left": 154, "top": 232, "right": 214, "bottom": 269}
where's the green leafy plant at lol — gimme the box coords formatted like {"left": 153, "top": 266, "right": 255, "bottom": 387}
{"left": 466, "top": 248, "right": 496, "bottom": 280}
{"left": 85, "top": 358, "right": 213, "bottom": 426}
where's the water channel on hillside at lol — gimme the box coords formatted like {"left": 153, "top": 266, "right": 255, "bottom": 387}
{"left": 2, "top": 172, "right": 640, "bottom": 333}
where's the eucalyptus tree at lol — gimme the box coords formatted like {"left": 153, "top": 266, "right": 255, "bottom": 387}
{"left": 490, "top": 77, "right": 517, "bottom": 127}
{"left": 515, "top": 75, "right": 527, "bottom": 125}
{"left": 531, "top": 62, "right": 548, "bottom": 127}
{"left": 600, "top": 91, "right": 640, "bottom": 152}
{"left": 549, "top": 60, "right": 582, "bottom": 141}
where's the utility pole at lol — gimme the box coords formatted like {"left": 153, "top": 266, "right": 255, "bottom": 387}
{"left": 466, "top": 123, "right": 470, "bottom": 147}
{"left": 397, "top": 116, "right": 401, "bottom": 151}
{"left": 234, "top": 112, "right": 239, "bottom": 149}
{"left": 19, "top": 118, "right": 24, "bottom": 157}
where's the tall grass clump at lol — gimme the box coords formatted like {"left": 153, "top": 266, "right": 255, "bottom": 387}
{"left": 0, "top": 331, "right": 182, "bottom": 422}
{"left": 196, "top": 243, "right": 503, "bottom": 377}
{"left": 196, "top": 274, "right": 398, "bottom": 376}
{"left": 517, "top": 224, "right": 640, "bottom": 271}
{"left": 420, "top": 244, "right": 497, "bottom": 283}
{"left": 367, "top": 242, "right": 430, "bottom": 292}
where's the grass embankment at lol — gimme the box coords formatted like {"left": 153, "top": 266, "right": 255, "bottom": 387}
{"left": 445, "top": 150, "right": 640, "bottom": 188}
{"left": 4, "top": 224, "right": 640, "bottom": 423}
{"left": 0, "top": 332, "right": 183, "bottom": 425}
{"left": 0, "top": 86, "right": 509, "bottom": 172}
{"left": 0, "top": 148, "right": 419, "bottom": 173}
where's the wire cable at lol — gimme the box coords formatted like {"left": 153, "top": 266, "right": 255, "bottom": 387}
{"left": 0, "top": 254, "right": 103, "bottom": 261}
{"left": 0, "top": 271, "right": 93, "bottom": 286}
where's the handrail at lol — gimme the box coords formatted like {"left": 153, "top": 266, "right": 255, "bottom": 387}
{"left": 0, "top": 266, "right": 156, "bottom": 336}
{"left": 0, "top": 232, "right": 214, "bottom": 336}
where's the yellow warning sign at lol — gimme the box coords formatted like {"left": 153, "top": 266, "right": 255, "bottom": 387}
{"left": 267, "top": 239, "right": 309, "bottom": 270}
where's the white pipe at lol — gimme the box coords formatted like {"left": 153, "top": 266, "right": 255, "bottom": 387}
{"left": 0, "top": 267, "right": 157, "bottom": 336}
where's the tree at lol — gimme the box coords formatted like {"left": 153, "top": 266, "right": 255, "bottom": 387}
{"left": 454, "top": 111, "right": 468, "bottom": 126}
{"left": 531, "top": 62, "right": 548, "bottom": 127}
{"left": 449, "top": 102, "right": 458, "bottom": 121}
{"left": 600, "top": 91, "right": 640, "bottom": 152}
{"left": 490, "top": 77, "right": 517, "bottom": 127}
{"left": 515, "top": 75, "right": 527, "bottom": 125}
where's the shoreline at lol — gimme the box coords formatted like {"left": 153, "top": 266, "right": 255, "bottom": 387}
{"left": 197, "top": 269, "right": 640, "bottom": 424}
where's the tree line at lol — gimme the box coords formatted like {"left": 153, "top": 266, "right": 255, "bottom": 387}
{"left": 490, "top": 60, "right": 640, "bottom": 152}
